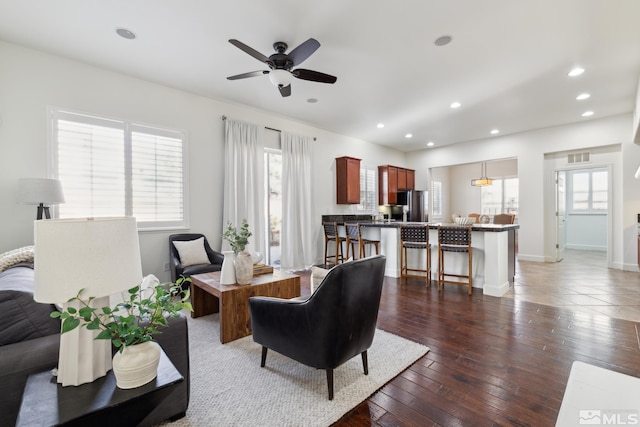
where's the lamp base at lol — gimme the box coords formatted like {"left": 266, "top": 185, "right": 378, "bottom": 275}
{"left": 57, "top": 296, "right": 112, "bottom": 386}
{"left": 36, "top": 203, "right": 51, "bottom": 220}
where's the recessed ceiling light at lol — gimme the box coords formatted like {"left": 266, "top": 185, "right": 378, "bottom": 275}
{"left": 582, "top": 111, "right": 594, "bottom": 117}
{"left": 427, "top": 141, "right": 435, "bottom": 147}
{"left": 490, "top": 129, "right": 500, "bottom": 135}
{"left": 377, "top": 123, "right": 384, "bottom": 129}
{"left": 116, "top": 28, "right": 136, "bottom": 40}
{"left": 450, "top": 102, "right": 461, "bottom": 109}
{"left": 405, "top": 133, "right": 413, "bottom": 139}
{"left": 434, "top": 35, "right": 452, "bottom": 47}
{"left": 576, "top": 93, "right": 590, "bottom": 100}
{"left": 307, "top": 98, "right": 318, "bottom": 103}
{"left": 568, "top": 67, "right": 584, "bottom": 77}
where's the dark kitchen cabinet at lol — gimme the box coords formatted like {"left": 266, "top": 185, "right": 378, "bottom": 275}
{"left": 336, "top": 156, "right": 361, "bottom": 204}
{"left": 378, "top": 165, "right": 398, "bottom": 205}
{"left": 379, "top": 165, "right": 415, "bottom": 204}
{"left": 406, "top": 169, "right": 415, "bottom": 190}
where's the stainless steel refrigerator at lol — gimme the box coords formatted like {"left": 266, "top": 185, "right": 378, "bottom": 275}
{"left": 398, "top": 190, "right": 428, "bottom": 222}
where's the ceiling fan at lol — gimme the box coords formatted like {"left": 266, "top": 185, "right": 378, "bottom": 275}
{"left": 226, "top": 38, "right": 337, "bottom": 97}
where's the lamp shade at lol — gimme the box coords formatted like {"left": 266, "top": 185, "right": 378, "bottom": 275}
{"left": 34, "top": 217, "right": 143, "bottom": 304}
{"left": 18, "top": 178, "right": 65, "bottom": 205}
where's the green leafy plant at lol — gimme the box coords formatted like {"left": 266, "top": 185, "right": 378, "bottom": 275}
{"left": 51, "top": 275, "right": 193, "bottom": 352}
{"left": 223, "top": 219, "right": 252, "bottom": 253}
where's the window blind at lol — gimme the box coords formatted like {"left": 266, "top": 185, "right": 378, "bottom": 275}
{"left": 357, "top": 166, "right": 377, "bottom": 213}
{"left": 52, "top": 108, "right": 187, "bottom": 230}
{"left": 431, "top": 180, "right": 442, "bottom": 217}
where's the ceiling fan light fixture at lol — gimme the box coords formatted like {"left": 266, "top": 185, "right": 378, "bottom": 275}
{"left": 269, "top": 69, "right": 293, "bottom": 88}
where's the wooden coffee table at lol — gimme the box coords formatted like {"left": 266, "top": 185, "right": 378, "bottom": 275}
{"left": 190, "top": 270, "right": 301, "bottom": 343}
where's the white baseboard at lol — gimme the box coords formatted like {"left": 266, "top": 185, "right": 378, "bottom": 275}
{"left": 516, "top": 254, "right": 546, "bottom": 262}
{"left": 565, "top": 244, "right": 606, "bottom": 251}
{"left": 483, "top": 281, "right": 510, "bottom": 297}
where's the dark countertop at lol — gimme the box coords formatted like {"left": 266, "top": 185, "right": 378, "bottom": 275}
{"left": 357, "top": 221, "right": 519, "bottom": 232}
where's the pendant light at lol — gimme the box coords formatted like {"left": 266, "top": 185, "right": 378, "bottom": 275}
{"left": 471, "top": 162, "right": 493, "bottom": 186}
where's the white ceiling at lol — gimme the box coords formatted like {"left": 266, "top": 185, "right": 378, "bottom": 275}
{"left": 1, "top": 0, "right": 639, "bottom": 151}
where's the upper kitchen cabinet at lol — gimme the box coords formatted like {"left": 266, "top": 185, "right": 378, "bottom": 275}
{"left": 378, "top": 165, "right": 398, "bottom": 205}
{"left": 406, "top": 169, "right": 415, "bottom": 190}
{"left": 379, "top": 165, "right": 415, "bottom": 205}
{"left": 398, "top": 168, "right": 407, "bottom": 190}
{"left": 336, "top": 156, "right": 361, "bottom": 204}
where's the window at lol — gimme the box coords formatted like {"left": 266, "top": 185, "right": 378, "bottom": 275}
{"left": 431, "top": 180, "right": 442, "bottom": 218}
{"left": 50, "top": 108, "right": 188, "bottom": 230}
{"left": 264, "top": 149, "right": 282, "bottom": 266}
{"left": 357, "top": 166, "right": 377, "bottom": 213}
{"left": 480, "top": 177, "right": 519, "bottom": 215}
{"left": 569, "top": 168, "right": 607, "bottom": 213}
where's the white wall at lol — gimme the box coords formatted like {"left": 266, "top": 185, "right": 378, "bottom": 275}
{"left": 634, "top": 75, "right": 640, "bottom": 145}
{"left": 406, "top": 115, "right": 638, "bottom": 268}
{"left": 0, "top": 41, "right": 405, "bottom": 281}
{"left": 565, "top": 214, "right": 607, "bottom": 251}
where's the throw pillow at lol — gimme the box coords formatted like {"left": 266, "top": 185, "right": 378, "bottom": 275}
{"left": 310, "top": 258, "right": 353, "bottom": 293}
{"left": 310, "top": 266, "right": 331, "bottom": 293}
{"left": 172, "top": 237, "right": 210, "bottom": 267}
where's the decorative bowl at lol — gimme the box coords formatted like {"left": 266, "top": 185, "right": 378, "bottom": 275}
{"left": 251, "top": 252, "right": 264, "bottom": 265}
{"left": 454, "top": 217, "right": 476, "bottom": 226}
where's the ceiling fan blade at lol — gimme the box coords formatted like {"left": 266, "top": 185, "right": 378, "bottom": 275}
{"left": 279, "top": 84, "right": 291, "bottom": 97}
{"left": 287, "top": 38, "right": 320, "bottom": 66}
{"left": 227, "top": 70, "right": 269, "bottom": 80}
{"left": 292, "top": 68, "right": 337, "bottom": 84}
{"left": 228, "top": 39, "right": 269, "bottom": 63}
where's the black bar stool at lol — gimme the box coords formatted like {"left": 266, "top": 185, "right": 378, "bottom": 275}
{"left": 322, "top": 222, "right": 344, "bottom": 267}
{"left": 400, "top": 225, "right": 431, "bottom": 286}
{"left": 437, "top": 225, "right": 473, "bottom": 295}
{"left": 345, "top": 223, "right": 380, "bottom": 259}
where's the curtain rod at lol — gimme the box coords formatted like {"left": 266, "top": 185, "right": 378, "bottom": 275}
{"left": 222, "top": 115, "right": 316, "bottom": 141}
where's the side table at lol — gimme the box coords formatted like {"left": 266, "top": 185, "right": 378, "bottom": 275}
{"left": 16, "top": 349, "right": 183, "bottom": 427}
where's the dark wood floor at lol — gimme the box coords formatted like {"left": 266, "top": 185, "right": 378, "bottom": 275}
{"left": 294, "top": 272, "right": 640, "bottom": 426}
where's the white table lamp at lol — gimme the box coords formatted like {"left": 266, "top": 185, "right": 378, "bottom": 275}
{"left": 18, "top": 178, "right": 65, "bottom": 219}
{"left": 34, "top": 217, "right": 143, "bottom": 386}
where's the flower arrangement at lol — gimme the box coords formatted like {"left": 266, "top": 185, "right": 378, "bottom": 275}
{"left": 51, "top": 275, "right": 192, "bottom": 352}
{"left": 223, "top": 219, "right": 252, "bottom": 254}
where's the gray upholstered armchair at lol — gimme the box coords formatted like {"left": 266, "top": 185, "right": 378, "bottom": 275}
{"left": 249, "top": 255, "right": 386, "bottom": 400}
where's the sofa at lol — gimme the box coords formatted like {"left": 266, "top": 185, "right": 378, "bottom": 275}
{"left": 0, "top": 263, "right": 190, "bottom": 426}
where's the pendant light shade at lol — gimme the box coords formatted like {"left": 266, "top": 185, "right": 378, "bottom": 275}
{"left": 471, "top": 162, "right": 493, "bottom": 186}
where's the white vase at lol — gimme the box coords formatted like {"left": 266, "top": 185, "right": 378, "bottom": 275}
{"left": 220, "top": 250, "right": 236, "bottom": 285}
{"left": 235, "top": 250, "right": 253, "bottom": 285}
{"left": 112, "top": 341, "right": 161, "bottom": 389}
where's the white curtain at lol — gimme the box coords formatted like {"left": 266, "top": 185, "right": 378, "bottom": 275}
{"left": 223, "top": 118, "right": 265, "bottom": 256}
{"left": 280, "top": 132, "right": 315, "bottom": 270}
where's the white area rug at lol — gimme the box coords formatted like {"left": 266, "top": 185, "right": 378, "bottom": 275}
{"left": 162, "top": 313, "right": 429, "bottom": 427}
{"left": 556, "top": 361, "right": 640, "bottom": 427}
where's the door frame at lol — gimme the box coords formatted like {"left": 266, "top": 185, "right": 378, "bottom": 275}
{"left": 555, "top": 170, "right": 567, "bottom": 262}
{"left": 553, "top": 164, "right": 612, "bottom": 265}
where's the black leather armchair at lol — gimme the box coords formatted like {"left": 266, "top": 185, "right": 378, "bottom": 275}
{"left": 168, "top": 233, "right": 224, "bottom": 283}
{"left": 249, "top": 255, "right": 386, "bottom": 400}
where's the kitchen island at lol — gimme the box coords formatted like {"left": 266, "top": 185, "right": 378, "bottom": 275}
{"left": 357, "top": 222, "right": 519, "bottom": 297}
